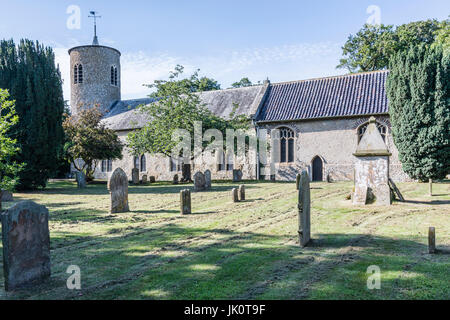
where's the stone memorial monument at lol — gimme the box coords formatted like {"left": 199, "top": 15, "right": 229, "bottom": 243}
{"left": 108, "top": 168, "right": 130, "bottom": 213}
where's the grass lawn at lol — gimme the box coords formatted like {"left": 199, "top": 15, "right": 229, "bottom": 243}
{"left": 0, "top": 179, "right": 449, "bottom": 300}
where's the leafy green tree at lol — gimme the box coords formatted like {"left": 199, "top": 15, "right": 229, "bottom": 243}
{"left": 231, "top": 77, "right": 253, "bottom": 88}
{"left": 127, "top": 65, "right": 249, "bottom": 180}
{"left": 338, "top": 19, "right": 444, "bottom": 73}
{"left": 63, "top": 105, "right": 123, "bottom": 181}
{"left": 0, "top": 89, "right": 22, "bottom": 209}
{"left": 0, "top": 39, "right": 65, "bottom": 190}
{"left": 386, "top": 44, "right": 449, "bottom": 183}
{"left": 433, "top": 19, "right": 450, "bottom": 53}
{"left": 148, "top": 66, "right": 220, "bottom": 94}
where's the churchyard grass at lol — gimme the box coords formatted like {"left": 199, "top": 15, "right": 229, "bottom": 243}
{"left": 0, "top": 180, "right": 449, "bottom": 299}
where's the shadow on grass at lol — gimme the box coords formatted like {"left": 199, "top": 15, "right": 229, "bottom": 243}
{"left": 1, "top": 223, "right": 447, "bottom": 300}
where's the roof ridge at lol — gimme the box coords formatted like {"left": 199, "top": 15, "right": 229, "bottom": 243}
{"left": 271, "top": 70, "right": 389, "bottom": 86}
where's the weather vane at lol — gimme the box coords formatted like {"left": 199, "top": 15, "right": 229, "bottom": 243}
{"left": 88, "top": 11, "right": 101, "bottom": 45}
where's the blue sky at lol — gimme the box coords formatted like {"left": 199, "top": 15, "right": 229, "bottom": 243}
{"left": 1, "top": 0, "right": 449, "bottom": 101}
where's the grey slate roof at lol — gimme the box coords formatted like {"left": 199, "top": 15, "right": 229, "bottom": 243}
{"left": 256, "top": 70, "right": 389, "bottom": 123}
{"left": 103, "top": 85, "right": 266, "bottom": 131}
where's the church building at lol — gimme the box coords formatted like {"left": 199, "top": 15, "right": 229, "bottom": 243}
{"left": 68, "top": 37, "right": 410, "bottom": 183}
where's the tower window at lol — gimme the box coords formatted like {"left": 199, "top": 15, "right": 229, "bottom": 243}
{"left": 111, "top": 65, "right": 118, "bottom": 86}
{"left": 74, "top": 64, "right": 83, "bottom": 84}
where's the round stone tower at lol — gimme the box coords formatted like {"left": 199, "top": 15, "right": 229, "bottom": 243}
{"left": 69, "top": 40, "right": 121, "bottom": 115}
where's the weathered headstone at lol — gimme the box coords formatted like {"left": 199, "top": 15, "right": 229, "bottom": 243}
{"left": 353, "top": 117, "right": 392, "bottom": 206}
{"left": 173, "top": 174, "right": 179, "bottom": 185}
{"left": 204, "top": 170, "right": 211, "bottom": 190}
{"left": 232, "top": 169, "right": 243, "bottom": 182}
{"left": 429, "top": 227, "right": 436, "bottom": 254}
{"left": 1, "top": 190, "right": 13, "bottom": 202}
{"left": 298, "top": 170, "right": 311, "bottom": 247}
{"left": 149, "top": 176, "right": 156, "bottom": 183}
{"left": 108, "top": 168, "right": 130, "bottom": 213}
{"left": 296, "top": 173, "right": 301, "bottom": 190}
{"left": 232, "top": 188, "right": 239, "bottom": 203}
{"left": 131, "top": 168, "right": 139, "bottom": 184}
{"left": 75, "top": 171, "right": 86, "bottom": 188}
{"left": 193, "top": 171, "right": 206, "bottom": 192}
{"left": 239, "top": 185, "right": 245, "bottom": 201}
{"left": 180, "top": 189, "right": 191, "bottom": 215}
{"left": 1, "top": 201, "right": 51, "bottom": 291}
{"left": 142, "top": 175, "right": 148, "bottom": 184}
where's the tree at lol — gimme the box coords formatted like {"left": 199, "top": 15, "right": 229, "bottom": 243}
{"left": 127, "top": 65, "right": 249, "bottom": 181}
{"left": 148, "top": 66, "right": 220, "bottom": 94}
{"left": 231, "top": 77, "right": 253, "bottom": 88}
{"left": 63, "top": 105, "right": 123, "bottom": 181}
{"left": 0, "top": 39, "right": 65, "bottom": 190}
{"left": 386, "top": 43, "right": 449, "bottom": 183}
{"left": 338, "top": 19, "right": 444, "bottom": 73}
{"left": 0, "top": 89, "right": 22, "bottom": 210}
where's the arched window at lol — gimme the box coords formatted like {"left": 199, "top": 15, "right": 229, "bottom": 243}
{"left": 357, "top": 121, "right": 387, "bottom": 142}
{"left": 74, "top": 64, "right": 83, "bottom": 84}
{"left": 140, "top": 155, "right": 146, "bottom": 172}
{"left": 111, "top": 65, "right": 118, "bottom": 86}
{"left": 133, "top": 156, "right": 139, "bottom": 170}
{"left": 279, "top": 127, "right": 294, "bottom": 163}
{"left": 226, "top": 152, "right": 234, "bottom": 171}
{"left": 217, "top": 151, "right": 225, "bottom": 171}
{"left": 101, "top": 159, "right": 112, "bottom": 173}
{"left": 74, "top": 64, "right": 78, "bottom": 84}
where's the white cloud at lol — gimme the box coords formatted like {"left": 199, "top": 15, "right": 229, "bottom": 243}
{"left": 54, "top": 41, "right": 344, "bottom": 103}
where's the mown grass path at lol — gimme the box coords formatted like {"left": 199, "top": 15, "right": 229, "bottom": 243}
{"left": 0, "top": 180, "right": 449, "bottom": 299}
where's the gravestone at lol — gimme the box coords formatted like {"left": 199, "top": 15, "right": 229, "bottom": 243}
{"left": 149, "top": 176, "right": 156, "bottom": 183}
{"left": 1, "top": 201, "right": 51, "bottom": 291}
{"left": 173, "top": 174, "right": 179, "bottom": 185}
{"left": 1, "top": 190, "right": 13, "bottom": 202}
{"left": 108, "top": 168, "right": 130, "bottom": 213}
{"left": 180, "top": 189, "right": 191, "bottom": 215}
{"left": 239, "top": 185, "right": 245, "bottom": 201}
{"left": 298, "top": 170, "right": 311, "bottom": 247}
{"left": 142, "top": 175, "right": 148, "bottom": 184}
{"left": 296, "top": 173, "right": 301, "bottom": 190}
{"left": 193, "top": 171, "right": 206, "bottom": 191}
{"left": 204, "top": 170, "right": 211, "bottom": 190}
{"left": 131, "top": 168, "right": 139, "bottom": 184}
{"left": 353, "top": 117, "right": 392, "bottom": 206}
{"left": 75, "top": 171, "right": 86, "bottom": 188}
{"left": 232, "top": 188, "right": 239, "bottom": 203}
{"left": 232, "top": 169, "right": 243, "bottom": 182}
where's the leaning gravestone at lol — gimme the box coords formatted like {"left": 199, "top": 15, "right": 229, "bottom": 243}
{"left": 142, "top": 175, "right": 148, "bottom": 184}
{"left": 204, "top": 170, "right": 211, "bottom": 190}
{"left": 232, "top": 169, "right": 243, "bottom": 182}
{"left": 193, "top": 171, "right": 206, "bottom": 192}
{"left": 239, "top": 185, "right": 245, "bottom": 201}
{"left": 180, "top": 189, "right": 191, "bottom": 215}
{"left": 1, "top": 201, "right": 51, "bottom": 291}
{"left": 298, "top": 170, "right": 311, "bottom": 247}
{"left": 131, "top": 168, "right": 139, "bottom": 185}
{"left": 108, "top": 168, "right": 130, "bottom": 213}
{"left": 75, "top": 171, "right": 86, "bottom": 188}
{"left": 173, "top": 174, "right": 179, "bottom": 185}
{"left": 232, "top": 188, "right": 239, "bottom": 203}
